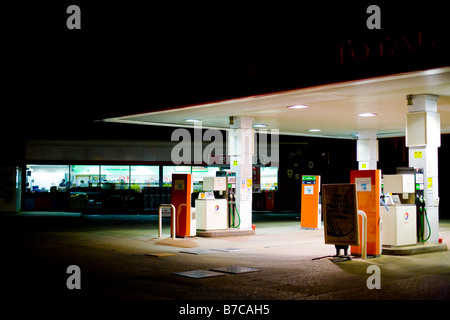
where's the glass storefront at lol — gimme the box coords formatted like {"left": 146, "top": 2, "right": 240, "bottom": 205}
{"left": 27, "top": 164, "right": 278, "bottom": 192}
{"left": 260, "top": 167, "right": 278, "bottom": 190}
{"left": 24, "top": 163, "right": 279, "bottom": 212}
{"left": 162, "top": 166, "right": 191, "bottom": 187}
{"left": 100, "top": 165, "right": 130, "bottom": 190}
{"left": 70, "top": 165, "right": 100, "bottom": 188}
{"left": 26, "top": 164, "right": 70, "bottom": 192}
{"left": 130, "top": 165, "right": 159, "bottom": 192}
{"left": 162, "top": 166, "right": 221, "bottom": 191}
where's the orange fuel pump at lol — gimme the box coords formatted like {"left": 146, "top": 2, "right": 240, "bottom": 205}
{"left": 300, "top": 175, "right": 321, "bottom": 230}
{"left": 171, "top": 173, "right": 195, "bottom": 237}
{"left": 350, "top": 170, "right": 381, "bottom": 257}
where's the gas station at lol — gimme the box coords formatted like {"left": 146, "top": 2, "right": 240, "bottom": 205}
{"left": 102, "top": 68, "right": 450, "bottom": 255}
{"left": 1, "top": 58, "right": 449, "bottom": 304}
{"left": 1, "top": 2, "right": 450, "bottom": 306}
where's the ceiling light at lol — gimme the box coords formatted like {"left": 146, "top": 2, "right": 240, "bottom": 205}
{"left": 253, "top": 124, "right": 268, "bottom": 128}
{"left": 307, "top": 128, "right": 321, "bottom": 132}
{"left": 357, "top": 113, "right": 377, "bottom": 117}
{"left": 184, "top": 119, "right": 201, "bottom": 122}
{"left": 288, "top": 105, "right": 310, "bottom": 109}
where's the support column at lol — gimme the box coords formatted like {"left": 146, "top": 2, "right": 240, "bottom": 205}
{"left": 357, "top": 129, "right": 378, "bottom": 170}
{"left": 406, "top": 94, "right": 440, "bottom": 243}
{"left": 228, "top": 116, "right": 254, "bottom": 230}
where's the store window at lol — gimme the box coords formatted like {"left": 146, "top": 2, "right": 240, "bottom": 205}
{"left": 130, "top": 165, "right": 159, "bottom": 192}
{"left": 260, "top": 167, "right": 278, "bottom": 190}
{"left": 70, "top": 165, "right": 100, "bottom": 188}
{"left": 162, "top": 166, "right": 191, "bottom": 187}
{"left": 100, "top": 165, "right": 130, "bottom": 190}
{"left": 26, "top": 164, "right": 70, "bottom": 192}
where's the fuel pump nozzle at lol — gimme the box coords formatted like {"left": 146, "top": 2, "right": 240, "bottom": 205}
{"left": 416, "top": 195, "right": 426, "bottom": 216}
{"left": 228, "top": 191, "right": 240, "bottom": 228}
{"left": 416, "top": 195, "right": 431, "bottom": 242}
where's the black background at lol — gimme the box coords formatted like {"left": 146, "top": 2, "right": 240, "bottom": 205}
{"left": 1, "top": 1, "right": 449, "bottom": 310}
{"left": 3, "top": 1, "right": 449, "bottom": 132}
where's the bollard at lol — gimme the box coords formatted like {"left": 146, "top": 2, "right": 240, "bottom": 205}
{"left": 158, "top": 204, "right": 176, "bottom": 239}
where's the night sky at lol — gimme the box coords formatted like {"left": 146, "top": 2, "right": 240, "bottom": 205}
{"left": 3, "top": 1, "right": 449, "bottom": 140}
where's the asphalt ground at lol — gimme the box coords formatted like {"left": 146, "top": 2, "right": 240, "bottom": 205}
{"left": 0, "top": 212, "right": 448, "bottom": 316}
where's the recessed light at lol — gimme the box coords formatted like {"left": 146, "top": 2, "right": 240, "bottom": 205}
{"left": 184, "top": 119, "right": 201, "bottom": 122}
{"left": 357, "top": 113, "right": 377, "bottom": 117}
{"left": 253, "top": 124, "right": 268, "bottom": 128}
{"left": 288, "top": 105, "right": 310, "bottom": 109}
{"left": 307, "top": 128, "right": 321, "bottom": 132}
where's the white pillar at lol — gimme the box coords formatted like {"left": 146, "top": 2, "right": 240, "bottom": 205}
{"left": 228, "top": 116, "right": 254, "bottom": 230}
{"left": 357, "top": 129, "right": 378, "bottom": 170}
{"left": 406, "top": 94, "right": 440, "bottom": 243}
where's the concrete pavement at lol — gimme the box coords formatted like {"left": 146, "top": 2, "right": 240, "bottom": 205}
{"left": 1, "top": 212, "right": 449, "bottom": 301}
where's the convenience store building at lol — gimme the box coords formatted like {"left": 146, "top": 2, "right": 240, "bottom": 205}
{"left": 22, "top": 138, "right": 280, "bottom": 213}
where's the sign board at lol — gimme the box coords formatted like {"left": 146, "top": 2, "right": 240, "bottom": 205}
{"left": 302, "top": 175, "right": 316, "bottom": 184}
{"left": 322, "top": 184, "right": 359, "bottom": 246}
